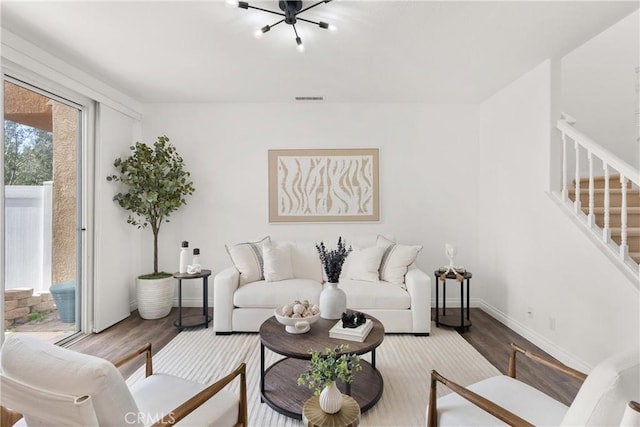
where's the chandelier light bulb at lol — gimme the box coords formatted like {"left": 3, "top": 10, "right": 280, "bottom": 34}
{"left": 296, "top": 37, "right": 305, "bottom": 52}
{"left": 225, "top": 0, "right": 239, "bottom": 7}
{"left": 255, "top": 25, "right": 270, "bottom": 38}
{"left": 319, "top": 21, "right": 337, "bottom": 32}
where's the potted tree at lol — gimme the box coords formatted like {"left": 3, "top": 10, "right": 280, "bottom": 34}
{"left": 107, "top": 136, "right": 195, "bottom": 319}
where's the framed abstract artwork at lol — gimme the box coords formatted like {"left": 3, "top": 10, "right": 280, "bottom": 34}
{"left": 268, "top": 148, "right": 379, "bottom": 222}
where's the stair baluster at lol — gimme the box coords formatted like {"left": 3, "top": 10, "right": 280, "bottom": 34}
{"left": 620, "top": 176, "right": 629, "bottom": 259}
{"left": 561, "top": 133, "right": 568, "bottom": 202}
{"left": 588, "top": 152, "right": 595, "bottom": 228}
{"left": 603, "top": 164, "right": 611, "bottom": 242}
{"left": 574, "top": 140, "right": 581, "bottom": 214}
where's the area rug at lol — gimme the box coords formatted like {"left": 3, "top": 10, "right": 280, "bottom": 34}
{"left": 126, "top": 323, "right": 500, "bottom": 426}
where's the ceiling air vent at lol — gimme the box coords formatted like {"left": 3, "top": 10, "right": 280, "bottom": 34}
{"left": 295, "top": 96, "right": 324, "bottom": 101}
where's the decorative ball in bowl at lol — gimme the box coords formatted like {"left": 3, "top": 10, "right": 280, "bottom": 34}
{"left": 275, "top": 300, "right": 321, "bottom": 334}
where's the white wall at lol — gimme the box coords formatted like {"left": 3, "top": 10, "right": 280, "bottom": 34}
{"left": 478, "top": 60, "right": 639, "bottom": 370}
{"left": 141, "top": 103, "right": 480, "bottom": 305}
{"left": 562, "top": 10, "right": 639, "bottom": 168}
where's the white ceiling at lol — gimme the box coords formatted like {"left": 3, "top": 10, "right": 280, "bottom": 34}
{"left": 1, "top": 1, "right": 638, "bottom": 104}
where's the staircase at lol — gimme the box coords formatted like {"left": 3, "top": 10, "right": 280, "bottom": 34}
{"left": 570, "top": 175, "right": 640, "bottom": 264}
{"left": 556, "top": 116, "right": 639, "bottom": 282}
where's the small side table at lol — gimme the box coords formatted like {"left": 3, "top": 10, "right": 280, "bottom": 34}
{"left": 302, "top": 395, "right": 360, "bottom": 427}
{"left": 173, "top": 269, "right": 212, "bottom": 331}
{"left": 434, "top": 270, "right": 472, "bottom": 332}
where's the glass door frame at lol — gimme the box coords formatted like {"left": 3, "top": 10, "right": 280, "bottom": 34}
{"left": 1, "top": 63, "right": 96, "bottom": 345}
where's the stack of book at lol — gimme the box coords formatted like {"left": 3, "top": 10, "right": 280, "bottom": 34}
{"left": 329, "top": 318, "right": 373, "bottom": 342}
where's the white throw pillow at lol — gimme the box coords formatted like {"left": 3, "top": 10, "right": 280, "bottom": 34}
{"left": 346, "top": 246, "right": 386, "bottom": 282}
{"left": 263, "top": 242, "right": 294, "bottom": 282}
{"left": 225, "top": 236, "right": 270, "bottom": 286}
{"left": 377, "top": 235, "right": 422, "bottom": 286}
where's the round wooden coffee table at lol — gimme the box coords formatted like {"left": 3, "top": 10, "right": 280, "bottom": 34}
{"left": 259, "top": 314, "right": 385, "bottom": 420}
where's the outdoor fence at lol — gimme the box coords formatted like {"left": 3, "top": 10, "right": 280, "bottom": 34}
{"left": 5, "top": 183, "right": 52, "bottom": 294}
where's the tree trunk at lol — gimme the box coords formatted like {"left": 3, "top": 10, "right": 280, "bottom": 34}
{"left": 153, "top": 229, "right": 159, "bottom": 274}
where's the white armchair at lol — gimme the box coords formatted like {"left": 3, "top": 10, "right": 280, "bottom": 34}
{"left": 427, "top": 343, "right": 639, "bottom": 426}
{"left": 0, "top": 334, "right": 247, "bottom": 427}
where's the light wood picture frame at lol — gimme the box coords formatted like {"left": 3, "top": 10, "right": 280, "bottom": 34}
{"left": 268, "top": 148, "right": 380, "bottom": 222}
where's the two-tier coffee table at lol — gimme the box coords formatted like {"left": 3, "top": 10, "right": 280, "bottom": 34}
{"left": 259, "top": 314, "right": 385, "bottom": 420}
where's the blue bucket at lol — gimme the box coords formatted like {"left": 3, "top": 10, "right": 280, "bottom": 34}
{"left": 50, "top": 280, "right": 75, "bottom": 323}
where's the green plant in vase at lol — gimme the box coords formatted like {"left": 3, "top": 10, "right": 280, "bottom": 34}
{"left": 297, "top": 344, "right": 362, "bottom": 414}
{"left": 297, "top": 344, "right": 362, "bottom": 394}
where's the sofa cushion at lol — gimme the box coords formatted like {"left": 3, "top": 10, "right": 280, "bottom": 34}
{"left": 340, "top": 279, "right": 411, "bottom": 309}
{"left": 345, "top": 246, "right": 386, "bottom": 282}
{"left": 130, "top": 374, "right": 239, "bottom": 427}
{"left": 263, "top": 241, "right": 294, "bottom": 282}
{"left": 433, "top": 375, "right": 568, "bottom": 426}
{"left": 233, "top": 278, "right": 322, "bottom": 308}
{"left": 377, "top": 235, "right": 422, "bottom": 287}
{"left": 225, "top": 236, "right": 270, "bottom": 286}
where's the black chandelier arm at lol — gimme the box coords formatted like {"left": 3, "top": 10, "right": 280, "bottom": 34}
{"left": 292, "top": 23, "right": 300, "bottom": 38}
{"left": 242, "top": 3, "right": 285, "bottom": 18}
{"left": 267, "top": 19, "right": 286, "bottom": 29}
{"left": 296, "top": 16, "right": 321, "bottom": 26}
{"left": 298, "top": 0, "right": 332, "bottom": 15}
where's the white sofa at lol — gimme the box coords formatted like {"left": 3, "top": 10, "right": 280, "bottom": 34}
{"left": 214, "top": 236, "right": 431, "bottom": 335}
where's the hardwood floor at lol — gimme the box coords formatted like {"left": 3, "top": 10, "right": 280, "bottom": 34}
{"left": 69, "top": 307, "right": 582, "bottom": 405}
{"left": 69, "top": 308, "right": 203, "bottom": 378}
{"left": 455, "top": 309, "right": 582, "bottom": 406}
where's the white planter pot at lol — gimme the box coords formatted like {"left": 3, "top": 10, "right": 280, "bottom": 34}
{"left": 319, "top": 282, "right": 347, "bottom": 320}
{"left": 319, "top": 381, "right": 343, "bottom": 414}
{"left": 137, "top": 276, "right": 174, "bottom": 319}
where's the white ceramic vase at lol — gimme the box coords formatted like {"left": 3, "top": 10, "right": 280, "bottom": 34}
{"left": 137, "top": 276, "right": 174, "bottom": 319}
{"left": 319, "top": 381, "right": 343, "bottom": 414}
{"left": 319, "top": 282, "right": 346, "bottom": 320}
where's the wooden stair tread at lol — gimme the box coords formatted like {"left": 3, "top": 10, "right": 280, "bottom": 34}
{"left": 573, "top": 188, "right": 639, "bottom": 195}
{"left": 590, "top": 207, "right": 640, "bottom": 214}
{"left": 610, "top": 227, "right": 640, "bottom": 236}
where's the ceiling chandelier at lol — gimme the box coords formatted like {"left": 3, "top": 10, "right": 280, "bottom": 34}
{"left": 227, "top": 0, "right": 337, "bottom": 52}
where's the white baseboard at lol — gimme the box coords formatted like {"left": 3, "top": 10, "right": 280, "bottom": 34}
{"left": 479, "top": 300, "right": 592, "bottom": 372}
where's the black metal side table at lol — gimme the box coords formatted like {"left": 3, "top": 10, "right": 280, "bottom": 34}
{"left": 434, "top": 269, "right": 472, "bottom": 332}
{"left": 173, "top": 269, "right": 212, "bottom": 330}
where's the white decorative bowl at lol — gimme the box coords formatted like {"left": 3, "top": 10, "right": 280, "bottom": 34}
{"left": 274, "top": 306, "right": 321, "bottom": 334}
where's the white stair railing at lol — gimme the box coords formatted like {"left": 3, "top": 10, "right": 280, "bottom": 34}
{"left": 557, "top": 115, "right": 640, "bottom": 279}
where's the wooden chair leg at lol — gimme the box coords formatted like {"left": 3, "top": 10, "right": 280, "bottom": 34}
{"left": 427, "top": 371, "right": 439, "bottom": 427}
{"left": 1, "top": 406, "right": 23, "bottom": 427}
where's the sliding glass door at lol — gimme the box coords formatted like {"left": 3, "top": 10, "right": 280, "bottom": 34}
{"left": 3, "top": 78, "right": 83, "bottom": 343}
